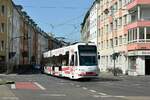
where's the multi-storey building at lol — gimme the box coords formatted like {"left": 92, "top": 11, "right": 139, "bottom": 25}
{"left": 37, "top": 31, "right": 49, "bottom": 65}
{"left": 0, "top": 0, "right": 13, "bottom": 72}
{"left": 81, "top": 1, "right": 99, "bottom": 45}
{"left": 126, "top": 0, "right": 150, "bottom": 75}
{"left": 0, "top": 0, "right": 64, "bottom": 73}
{"left": 98, "top": 0, "right": 150, "bottom": 75}
{"left": 81, "top": 0, "right": 100, "bottom": 69}
{"left": 81, "top": 11, "right": 90, "bottom": 43}
{"left": 89, "top": 1, "right": 99, "bottom": 45}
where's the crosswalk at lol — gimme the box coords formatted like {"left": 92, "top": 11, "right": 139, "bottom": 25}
{"left": 11, "top": 82, "right": 45, "bottom": 90}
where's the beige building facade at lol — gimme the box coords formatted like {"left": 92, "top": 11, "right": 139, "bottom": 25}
{"left": 98, "top": 0, "right": 150, "bottom": 75}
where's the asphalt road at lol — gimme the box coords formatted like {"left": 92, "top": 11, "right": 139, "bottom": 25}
{"left": 1, "top": 74, "right": 150, "bottom": 100}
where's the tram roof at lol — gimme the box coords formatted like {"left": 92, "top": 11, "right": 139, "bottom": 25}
{"left": 43, "top": 42, "right": 96, "bottom": 58}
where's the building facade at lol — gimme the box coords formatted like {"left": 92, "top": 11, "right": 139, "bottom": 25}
{"left": 0, "top": 0, "right": 13, "bottom": 72}
{"left": 81, "top": 11, "right": 90, "bottom": 43}
{"left": 89, "top": 1, "right": 99, "bottom": 45}
{"left": 37, "top": 31, "right": 48, "bottom": 65}
{"left": 98, "top": 0, "right": 150, "bottom": 75}
{"left": 0, "top": 0, "right": 64, "bottom": 73}
{"left": 81, "top": 1, "right": 99, "bottom": 45}
{"left": 81, "top": 0, "right": 150, "bottom": 75}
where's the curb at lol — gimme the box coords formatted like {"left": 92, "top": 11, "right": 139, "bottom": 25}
{"left": 0, "top": 80, "right": 15, "bottom": 85}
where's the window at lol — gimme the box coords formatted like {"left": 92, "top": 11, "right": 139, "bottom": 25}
{"left": 128, "top": 30, "right": 130, "bottom": 42}
{"left": 106, "top": 24, "right": 109, "bottom": 33}
{"left": 70, "top": 55, "right": 74, "bottom": 66}
{"left": 119, "top": 36, "right": 122, "bottom": 45}
{"left": 1, "top": 5, "right": 5, "bottom": 15}
{"left": 114, "top": 20, "right": 117, "bottom": 29}
{"left": 133, "top": 28, "right": 137, "bottom": 40}
{"left": 110, "top": 39, "right": 113, "bottom": 47}
{"left": 146, "top": 27, "right": 150, "bottom": 39}
{"left": 119, "top": 17, "right": 122, "bottom": 27}
{"left": 115, "top": 37, "right": 118, "bottom": 46}
{"left": 0, "top": 41, "right": 4, "bottom": 51}
{"left": 119, "top": 0, "right": 122, "bottom": 8}
{"left": 124, "top": 34, "right": 127, "bottom": 44}
{"left": 139, "top": 27, "right": 145, "bottom": 39}
{"left": 75, "top": 52, "right": 78, "bottom": 66}
{"left": 106, "top": 40, "right": 108, "bottom": 48}
{"left": 124, "top": 15, "right": 127, "bottom": 25}
{"left": 1, "top": 23, "right": 5, "bottom": 32}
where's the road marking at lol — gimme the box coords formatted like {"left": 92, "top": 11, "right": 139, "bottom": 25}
{"left": 11, "top": 84, "right": 16, "bottom": 89}
{"left": 70, "top": 83, "right": 74, "bottom": 85}
{"left": 89, "top": 90, "right": 97, "bottom": 93}
{"left": 76, "top": 85, "right": 80, "bottom": 87}
{"left": 100, "top": 95, "right": 125, "bottom": 98}
{"left": 98, "top": 92, "right": 107, "bottom": 96}
{"left": 113, "top": 96, "right": 126, "bottom": 98}
{"left": 57, "top": 83, "right": 65, "bottom": 85}
{"left": 82, "top": 87, "right": 87, "bottom": 90}
{"left": 34, "top": 82, "right": 46, "bottom": 90}
{"left": 93, "top": 95, "right": 100, "bottom": 98}
{"left": 41, "top": 94, "right": 66, "bottom": 97}
{"left": 93, "top": 95, "right": 125, "bottom": 98}
{"left": 1, "top": 97, "right": 19, "bottom": 100}
{"left": 134, "top": 84, "right": 140, "bottom": 86}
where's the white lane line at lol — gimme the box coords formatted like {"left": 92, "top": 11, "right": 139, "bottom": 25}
{"left": 76, "top": 85, "right": 80, "bottom": 87}
{"left": 1, "top": 97, "right": 19, "bottom": 100}
{"left": 98, "top": 92, "right": 107, "bottom": 96}
{"left": 113, "top": 96, "right": 125, "bottom": 98}
{"left": 70, "top": 83, "right": 74, "bottom": 85}
{"left": 34, "top": 82, "right": 46, "bottom": 90}
{"left": 93, "top": 95, "right": 100, "bottom": 98}
{"left": 89, "top": 90, "right": 97, "bottom": 93}
{"left": 82, "top": 87, "right": 87, "bottom": 90}
{"left": 94, "top": 95, "right": 125, "bottom": 98}
{"left": 41, "top": 94, "right": 66, "bottom": 97}
{"left": 11, "top": 84, "right": 16, "bottom": 89}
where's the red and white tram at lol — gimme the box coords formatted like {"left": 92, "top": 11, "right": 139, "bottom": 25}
{"left": 43, "top": 42, "right": 99, "bottom": 79}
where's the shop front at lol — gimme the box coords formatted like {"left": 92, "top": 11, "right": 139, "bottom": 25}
{"left": 128, "top": 50, "right": 150, "bottom": 76}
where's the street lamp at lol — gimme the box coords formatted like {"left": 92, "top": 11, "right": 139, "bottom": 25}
{"left": 6, "top": 36, "right": 31, "bottom": 74}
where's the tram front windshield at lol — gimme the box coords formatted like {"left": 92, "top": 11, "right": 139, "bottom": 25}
{"left": 78, "top": 45, "right": 97, "bottom": 66}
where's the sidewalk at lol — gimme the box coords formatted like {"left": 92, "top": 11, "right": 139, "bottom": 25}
{"left": 0, "top": 78, "right": 18, "bottom": 100}
{"left": 99, "top": 72, "right": 127, "bottom": 80}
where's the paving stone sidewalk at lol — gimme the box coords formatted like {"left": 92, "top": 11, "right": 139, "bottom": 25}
{"left": 0, "top": 78, "right": 18, "bottom": 100}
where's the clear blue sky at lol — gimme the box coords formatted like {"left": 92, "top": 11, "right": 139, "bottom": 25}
{"left": 13, "top": 0, "right": 93, "bottom": 43}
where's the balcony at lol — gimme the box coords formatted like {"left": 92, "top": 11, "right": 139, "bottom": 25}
{"left": 126, "top": 5, "right": 150, "bottom": 30}
{"left": 127, "top": 43, "right": 150, "bottom": 51}
{"left": 125, "top": 20, "right": 150, "bottom": 30}
{"left": 127, "top": 0, "right": 150, "bottom": 10}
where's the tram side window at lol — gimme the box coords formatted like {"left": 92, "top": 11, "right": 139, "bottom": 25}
{"left": 70, "top": 55, "right": 74, "bottom": 66}
{"left": 75, "top": 52, "right": 78, "bottom": 66}
{"left": 62, "top": 54, "right": 69, "bottom": 66}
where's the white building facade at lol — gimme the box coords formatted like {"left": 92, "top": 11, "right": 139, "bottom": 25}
{"left": 89, "top": 1, "right": 99, "bottom": 45}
